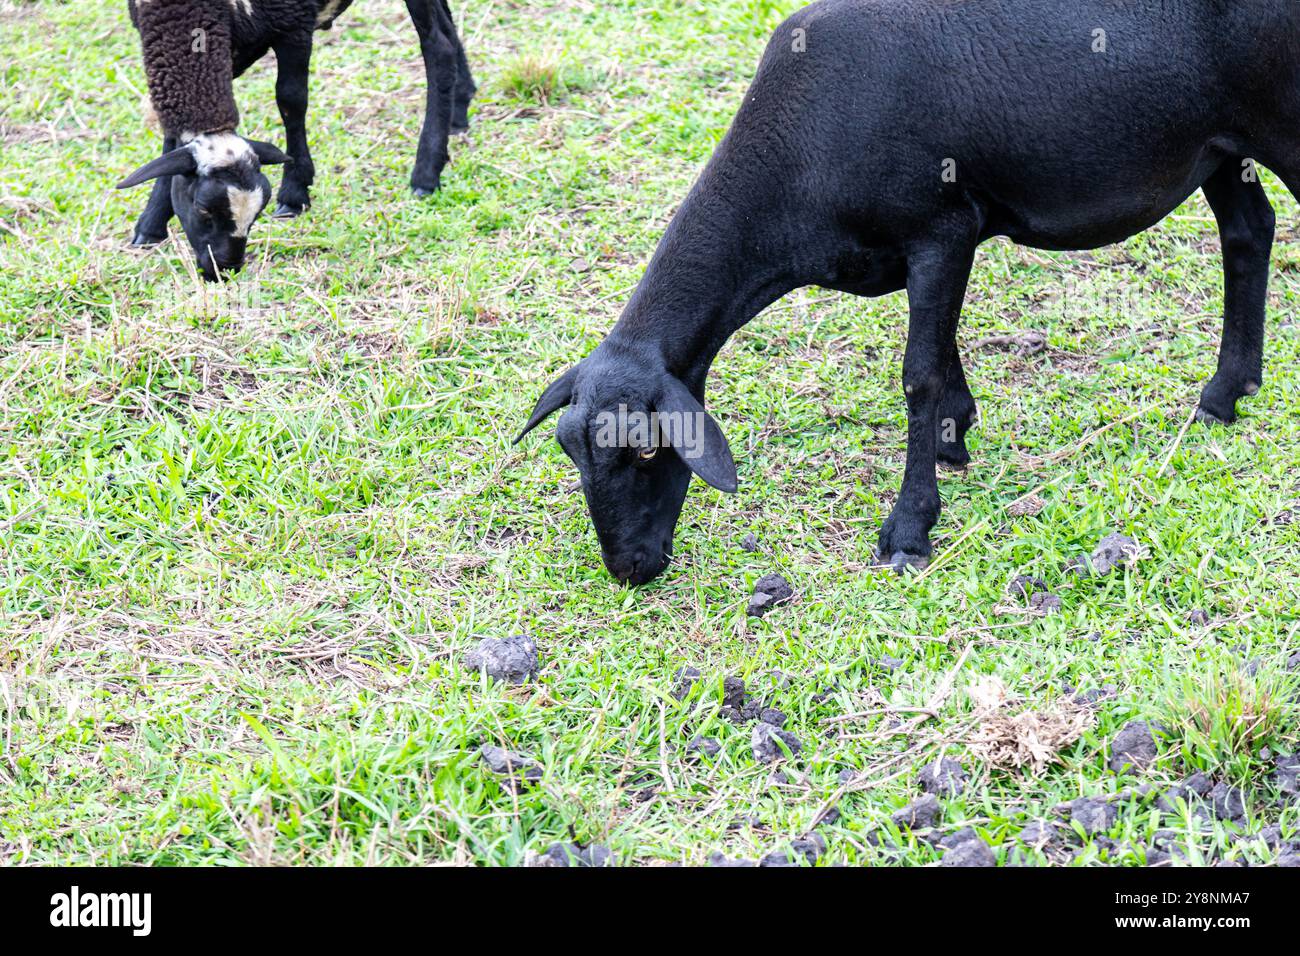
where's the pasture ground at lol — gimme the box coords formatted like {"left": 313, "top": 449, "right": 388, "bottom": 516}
{"left": 1, "top": 0, "right": 1298, "bottom": 865}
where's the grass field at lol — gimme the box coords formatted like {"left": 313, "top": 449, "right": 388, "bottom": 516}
{"left": 2, "top": 0, "right": 1298, "bottom": 866}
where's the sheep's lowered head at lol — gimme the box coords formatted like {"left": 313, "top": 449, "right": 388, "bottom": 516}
{"left": 514, "top": 344, "right": 738, "bottom": 586}
{"left": 118, "top": 131, "right": 290, "bottom": 281}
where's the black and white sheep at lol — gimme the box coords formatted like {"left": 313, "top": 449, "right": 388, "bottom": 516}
{"left": 119, "top": 0, "right": 475, "bottom": 280}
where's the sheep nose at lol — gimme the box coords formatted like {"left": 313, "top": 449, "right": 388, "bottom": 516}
{"left": 198, "top": 254, "right": 243, "bottom": 283}
{"left": 604, "top": 547, "right": 671, "bottom": 586}
{"left": 605, "top": 552, "right": 643, "bottom": 583}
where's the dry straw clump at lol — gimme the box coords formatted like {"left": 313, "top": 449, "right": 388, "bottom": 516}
{"left": 964, "top": 676, "right": 1095, "bottom": 774}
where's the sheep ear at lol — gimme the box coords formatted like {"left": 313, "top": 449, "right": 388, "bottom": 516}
{"left": 246, "top": 139, "right": 292, "bottom": 166}
{"left": 116, "top": 146, "right": 198, "bottom": 189}
{"left": 657, "top": 376, "right": 738, "bottom": 493}
{"left": 515, "top": 364, "right": 581, "bottom": 443}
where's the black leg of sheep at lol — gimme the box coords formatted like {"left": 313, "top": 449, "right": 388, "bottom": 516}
{"left": 405, "top": 0, "right": 459, "bottom": 195}
{"left": 130, "top": 134, "right": 178, "bottom": 246}
{"left": 441, "top": 0, "right": 476, "bottom": 134}
{"left": 271, "top": 32, "right": 316, "bottom": 218}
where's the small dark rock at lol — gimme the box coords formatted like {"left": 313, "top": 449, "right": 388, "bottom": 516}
{"left": 1287, "top": 651, "right": 1300, "bottom": 672}
{"left": 1008, "top": 575, "right": 1047, "bottom": 599}
{"left": 1029, "top": 591, "right": 1063, "bottom": 615}
{"left": 671, "top": 665, "right": 701, "bottom": 702}
{"left": 817, "top": 806, "right": 842, "bottom": 827}
{"left": 532, "top": 842, "right": 614, "bottom": 867}
{"left": 811, "top": 683, "right": 839, "bottom": 704}
{"left": 1066, "top": 684, "right": 1118, "bottom": 708}
{"left": 942, "top": 838, "right": 996, "bottom": 867}
{"left": 747, "top": 573, "right": 794, "bottom": 617}
{"left": 758, "top": 707, "right": 787, "bottom": 728}
{"left": 722, "top": 676, "right": 747, "bottom": 710}
{"left": 759, "top": 834, "right": 824, "bottom": 867}
{"left": 1259, "top": 824, "right": 1284, "bottom": 850}
{"left": 1277, "top": 852, "right": 1300, "bottom": 867}
{"left": 754, "top": 573, "right": 794, "bottom": 602}
{"left": 746, "top": 591, "right": 777, "bottom": 618}
{"left": 1269, "top": 752, "right": 1300, "bottom": 801}
{"left": 685, "top": 736, "right": 720, "bottom": 759}
{"left": 751, "top": 721, "right": 802, "bottom": 763}
{"left": 1185, "top": 772, "right": 1214, "bottom": 797}
{"left": 865, "top": 829, "right": 898, "bottom": 849}
{"left": 876, "top": 654, "right": 904, "bottom": 672}
{"left": 917, "top": 757, "right": 968, "bottom": 797}
{"left": 768, "top": 670, "right": 794, "bottom": 690}
{"left": 740, "top": 532, "right": 760, "bottom": 553}
{"left": 1067, "top": 532, "right": 1143, "bottom": 577}
{"left": 478, "top": 745, "right": 542, "bottom": 790}
{"left": 1109, "top": 720, "right": 1158, "bottom": 773}
{"left": 1069, "top": 796, "right": 1117, "bottom": 835}
{"left": 709, "top": 852, "right": 757, "bottom": 867}
{"left": 1091, "top": 533, "right": 1143, "bottom": 574}
{"left": 892, "top": 794, "right": 941, "bottom": 830}
{"left": 837, "top": 768, "right": 859, "bottom": 785}
{"left": 1017, "top": 819, "right": 1061, "bottom": 849}
{"left": 1209, "top": 781, "right": 1247, "bottom": 822}
{"left": 1188, "top": 609, "right": 1211, "bottom": 626}
{"left": 463, "top": 634, "right": 539, "bottom": 684}
{"left": 937, "top": 827, "right": 980, "bottom": 850}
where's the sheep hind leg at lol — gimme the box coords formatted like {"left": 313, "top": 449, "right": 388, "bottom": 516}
{"left": 406, "top": 0, "right": 457, "bottom": 195}
{"left": 130, "top": 135, "right": 177, "bottom": 246}
{"left": 1196, "top": 160, "right": 1274, "bottom": 425}
{"left": 877, "top": 228, "right": 978, "bottom": 572}
{"left": 438, "top": 0, "right": 476, "bottom": 134}
{"left": 936, "top": 348, "right": 977, "bottom": 469}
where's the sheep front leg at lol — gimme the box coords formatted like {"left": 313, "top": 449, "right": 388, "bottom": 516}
{"left": 271, "top": 35, "right": 315, "bottom": 217}
{"left": 406, "top": 0, "right": 457, "bottom": 195}
{"left": 130, "top": 134, "right": 177, "bottom": 246}
{"left": 878, "top": 235, "right": 976, "bottom": 572}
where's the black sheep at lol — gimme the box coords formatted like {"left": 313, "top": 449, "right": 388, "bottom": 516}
{"left": 119, "top": 0, "right": 474, "bottom": 280}
{"left": 518, "top": 0, "right": 1300, "bottom": 584}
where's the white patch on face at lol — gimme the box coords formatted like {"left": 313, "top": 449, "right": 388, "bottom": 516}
{"left": 316, "top": 0, "right": 347, "bottom": 27}
{"left": 226, "top": 185, "right": 266, "bottom": 238}
{"left": 189, "top": 132, "right": 255, "bottom": 175}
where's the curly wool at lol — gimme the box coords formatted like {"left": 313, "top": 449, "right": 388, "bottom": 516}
{"left": 131, "top": 0, "right": 240, "bottom": 137}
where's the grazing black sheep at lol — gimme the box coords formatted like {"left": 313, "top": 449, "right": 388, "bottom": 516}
{"left": 119, "top": 0, "right": 475, "bottom": 280}
{"left": 518, "top": 0, "right": 1300, "bottom": 585}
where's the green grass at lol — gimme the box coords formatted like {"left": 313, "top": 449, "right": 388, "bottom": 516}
{"left": 1, "top": 0, "right": 1298, "bottom": 866}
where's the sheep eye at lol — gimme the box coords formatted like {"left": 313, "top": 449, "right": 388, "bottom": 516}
{"left": 637, "top": 446, "right": 658, "bottom": 462}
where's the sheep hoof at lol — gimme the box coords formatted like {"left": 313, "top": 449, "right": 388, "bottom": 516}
{"left": 1194, "top": 405, "right": 1233, "bottom": 427}
{"left": 874, "top": 550, "right": 929, "bottom": 574}
{"left": 130, "top": 232, "right": 166, "bottom": 248}
{"left": 411, "top": 185, "right": 440, "bottom": 198}
{"left": 888, "top": 551, "right": 930, "bottom": 574}
{"left": 273, "top": 203, "right": 306, "bottom": 219}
